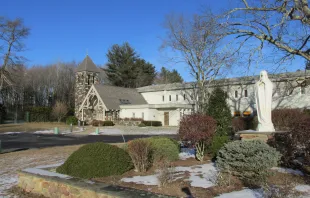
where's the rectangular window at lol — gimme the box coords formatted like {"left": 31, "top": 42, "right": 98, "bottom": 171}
{"left": 235, "top": 90, "right": 238, "bottom": 98}
{"left": 142, "top": 112, "right": 144, "bottom": 120}
{"left": 244, "top": 90, "right": 248, "bottom": 97}
{"left": 162, "top": 95, "right": 164, "bottom": 102}
{"left": 93, "top": 76, "right": 95, "bottom": 84}
{"left": 184, "top": 94, "right": 186, "bottom": 100}
{"left": 169, "top": 95, "right": 171, "bottom": 101}
{"left": 88, "top": 75, "right": 90, "bottom": 85}
{"left": 132, "top": 113, "right": 135, "bottom": 118}
{"left": 176, "top": 95, "right": 178, "bottom": 101}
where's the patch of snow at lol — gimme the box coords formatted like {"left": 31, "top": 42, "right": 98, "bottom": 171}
{"left": 3, "top": 132, "right": 23, "bottom": 135}
{"left": 271, "top": 167, "right": 304, "bottom": 176}
{"left": 0, "top": 174, "right": 18, "bottom": 197}
{"left": 34, "top": 162, "right": 63, "bottom": 169}
{"left": 33, "top": 127, "right": 84, "bottom": 135}
{"left": 179, "top": 152, "right": 195, "bottom": 160}
{"left": 295, "top": 185, "right": 310, "bottom": 193}
{"left": 23, "top": 168, "right": 72, "bottom": 179}
{"left": 175, "top": 163, "right": 217, "bottom": 188}
{"left": 215, "top": 189, "right": 264, "bottom": 198}
{"left": 92, "top": 128, "right": 177, "bottom": 135}
{"left": 33, "top": 130, "right": 54, "bottom": 134}
{"left": 121, "top": 175, "right": 159, "bottom": 186}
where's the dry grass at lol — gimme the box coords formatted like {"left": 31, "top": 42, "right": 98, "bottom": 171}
{"left": 0, "top": 122, "right": 70, "bottom": 133}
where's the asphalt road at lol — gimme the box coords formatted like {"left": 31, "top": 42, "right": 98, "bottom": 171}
{"left": 0, "top": 133, "right": 178, "bottom": 152}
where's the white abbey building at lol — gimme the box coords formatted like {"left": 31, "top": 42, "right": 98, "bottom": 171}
{"left": 75, "top": 56, "right": 310, "bottom": 126}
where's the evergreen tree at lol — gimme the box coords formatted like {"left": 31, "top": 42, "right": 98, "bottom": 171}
{"left": 155, "top": 67, "right": 183, "bottom": 84}
{"left": 105, "top": 42, "right": 155, "bottom": 88}
{"left": 206, "top": 87, "right": 232, "bottom": 136}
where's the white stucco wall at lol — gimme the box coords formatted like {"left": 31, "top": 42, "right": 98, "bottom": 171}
{"left": 141, "top": 90, "right": 194, "bottom": 105}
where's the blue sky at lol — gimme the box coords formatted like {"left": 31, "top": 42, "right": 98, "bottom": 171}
{"left": 1, "top": 0, "right": 305, "bottom": 81}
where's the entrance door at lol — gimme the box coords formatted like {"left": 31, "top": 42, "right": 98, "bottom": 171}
{"left": 164, "top": 112, "right": 169, "bottom": 126}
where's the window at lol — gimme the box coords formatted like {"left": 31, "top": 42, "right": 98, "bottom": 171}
{"left": 235, "top": 90, "right": 238, "bottom": 98}
{"left": 142, "top": 112, "right": 144, "bottom": 119}
{"left": 88, "top": 75, "right": 90, "bottom": 85}
{"left": 301, "top": 87, "right": 306, "bottom": 95}
{"left": 176, "top": 95, "right": 178, "bottom": 101}
{"left": 162, "top": 95, "right": 164, "bottom": 102}
{"left": 169, "top": 95, "right": 171, "bottom": 101}
{"left": 93, "top": 76, "right": 95, "bottom": 84}
{"left": 132, "top": 113, "right": 135, "bottom": 118}
{"left": 244, "top": 90, "right": 248, "bottom": 97}
{"left": 184, "top": 94, "right": 186, "bottom": 100}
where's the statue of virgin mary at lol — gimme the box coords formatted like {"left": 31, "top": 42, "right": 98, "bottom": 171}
{"left": 255, "top": 70, "right": 275, "bottom": 132}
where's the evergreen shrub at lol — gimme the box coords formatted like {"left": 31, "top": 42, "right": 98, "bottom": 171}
{"left": 209, "top": 135, "right": 230, "bottom": 158}
{"left": 217, "top": 140, "right": 281, "bottom": 186}
{"left": 138, "top": 123, "right": 146, "bottom": 127}
{"left": 66, "top": 116, "right": 78, "bottom": 125}
{"left": 56, "top": 142, "right": 133, "bottom": 179}
{"left": 26, "top": 107, "right": 52, "bottom": 122}
{"left": 206, "top": 88, "right": 232, "bottom": 136}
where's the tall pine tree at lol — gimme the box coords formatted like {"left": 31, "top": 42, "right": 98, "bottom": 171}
{"left": 105, "top": 42, "right": 155, "bottom": 88}
{"left": 206, "top": 87, "right": 232, "bottom": 136}
{"left": 155, "top": 67, "right": 183, "bottom": 84}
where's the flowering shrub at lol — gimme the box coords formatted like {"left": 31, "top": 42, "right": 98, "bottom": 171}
{"left": 179, "top": 114, "right": 217, "bottom": 161}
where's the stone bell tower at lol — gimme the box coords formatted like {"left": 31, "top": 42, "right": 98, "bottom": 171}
{"left": 75, "top": 55, "right": 100, "bottom": 120}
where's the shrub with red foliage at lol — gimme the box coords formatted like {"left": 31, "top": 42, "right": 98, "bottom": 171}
{"left": 271, "top": 108, "right": 308, "bottom": 131}
{"left": 179, "top": 114, "right": 217, "bottom": 145}
{"left": 232, "top": 117, "right": 247, "bottom": 133}
{"left": 268, "top": 116, "right": 310, "bottom": 169}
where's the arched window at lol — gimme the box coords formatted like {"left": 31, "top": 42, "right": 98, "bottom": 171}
{"left": 235, "top": 90, "right": 238, "bottom": 98}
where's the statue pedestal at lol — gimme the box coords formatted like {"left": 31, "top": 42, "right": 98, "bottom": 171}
{"left": 236, "top": 130, "right": 288, "bottom": 142}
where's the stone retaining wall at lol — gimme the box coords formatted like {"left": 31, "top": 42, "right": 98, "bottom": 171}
{"left": 18, "top": 169, "right": 172, "bottom": 198}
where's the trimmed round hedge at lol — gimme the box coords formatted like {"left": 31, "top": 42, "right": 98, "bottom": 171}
{"left": 56, "top": 143, "right": 133, "bottom": 179}
{"left": 147, "top": 137, "right": 179, "bottom": 161}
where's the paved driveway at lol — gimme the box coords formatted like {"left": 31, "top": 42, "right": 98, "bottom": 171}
{"left": 0, "top": 133, "right": 178, "bottom": 152}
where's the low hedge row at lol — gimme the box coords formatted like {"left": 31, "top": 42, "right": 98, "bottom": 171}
{"left": 141, "top": 120, "right": 162, "bottom": 127}
{"left": 91, "top": 120, "right": 114, "bottom": 126}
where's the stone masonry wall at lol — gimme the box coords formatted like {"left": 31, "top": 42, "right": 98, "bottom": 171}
{"left": 18, "top": 171, "right": 168, "bottom": 198}
{"left": 74, "top": 71, "right": 99, "bottom": 121}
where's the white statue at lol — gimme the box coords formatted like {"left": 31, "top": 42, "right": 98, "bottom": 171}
{"left": 255, "top": 70, "right": 275, "bottom": 132}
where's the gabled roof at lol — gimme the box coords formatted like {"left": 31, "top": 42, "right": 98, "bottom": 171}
{"left": 76, "top": 55, "right": 100, "bottom": 73}
{"left": 94, "top": 84, "right": 147, "bottom": 110}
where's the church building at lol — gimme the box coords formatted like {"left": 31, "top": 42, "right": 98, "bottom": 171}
{"left": 75, "top": 56, "right": 310, "bottom": 126}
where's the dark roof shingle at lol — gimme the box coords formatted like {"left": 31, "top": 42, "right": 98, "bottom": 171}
{"left": 76, "top": 55, "right": 100, "bottom": 73}
{"left": 94, "top": 84, "right": 147, "bottom": 110}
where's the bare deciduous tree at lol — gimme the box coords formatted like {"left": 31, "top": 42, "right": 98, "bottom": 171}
{"left": 224, "top": 0, "right": 310, "bottom": 63}
{"left": 162, "top": 12, "right": 235, "bottom": 112}
{"left": 52, "top": 101, "right": 68, "bottom": 122}
{"left": 0, "top": 17, "right": 30, "bottom": 89}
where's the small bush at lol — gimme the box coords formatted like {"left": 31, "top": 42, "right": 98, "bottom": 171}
{"left": 66, "top": 116, "right": 78, "bottom": 125}
{"left": 157, "top": 160, "right": 175, "bottom": 187}
{"left": 232, "top": 117, "right": 246, "bottom": 133}
{"left": 147, "top": 137, "right": 179, "bottom": 162}
{"left": 179, "top": 114, "right": 217, "bottom": 161}
{"left": 142, "top": 121, "right": 162, "bottom": 127}
{"left": 138, "top": 123, "right": 146, "bottom": 127}
{"left": 217, "top": 140, "right": 281, "bottom": 186}
{"left": 91, "top": 120, "right": 114, "bottom": 126}
{"left": 56, "top": 142, "right": 133, "bottom": 179}
{"left": 127, "top": 139, "right": 152, "bottom": 172}
{"left": 268, "top": 116, "right": 310, "bottom": 168}
{"left": 209, "top": 135, "right": 230, "bottom": 158}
